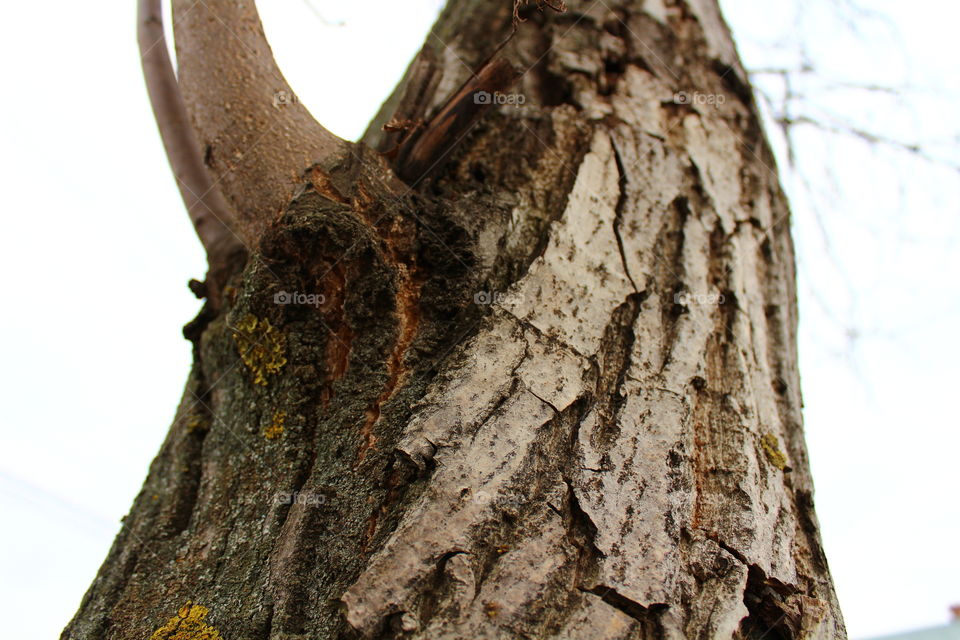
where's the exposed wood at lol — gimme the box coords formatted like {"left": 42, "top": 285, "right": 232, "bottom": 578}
{"left": 395, "top": 57, "right": 521, "bottom": 183}
{"left": 371, "top": 45, "right": 442, "bottom": 155}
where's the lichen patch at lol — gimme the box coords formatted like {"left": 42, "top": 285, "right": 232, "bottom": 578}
{"left": 231, "top": 313, "right": 287, "bottom": 386}
{"left": 760, "top": 432, "right": 788, "bottom": 470}
{"left": 150, "top": 601, "right": 222, "bottom": 640}
{"left": 183, "top": 412, "right": 210, "bottom": 434}
{"left": 264, "top": 409, "right": 286, "bottom": 440}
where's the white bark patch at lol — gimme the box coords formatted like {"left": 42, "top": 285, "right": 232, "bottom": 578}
{"left": 683, "top": 113, "right": 743, "bottom": 232}
{"left": 343, "top": 389, "right": 555, "bottom": 635}
{"left": 554, "top": 594, "right": 644, "bottom": 639}
{"left": 611, "top": 67, "right": 674, "bottom": 139}
{"left": 575, "top": 389, "right": 690, "bottom": 606}
{"left": 419, "top": 507, "right": 573, "bottom": 639}
{"left": 659, "top": 212, "right": 718, "bottom": 386}
{"left": 395, "top": 317, "right": 527, "bottom": 467}
{"left": 517, "top": 325, "right": 590, "bottom": 411}
{"left": 607, "top": 126, "right": 687, "bottom": 286}
{"left": 499, "top": 131, "right": 634, "bottom": 356}
{"left": 642, "top": 0, "right": 670, "bottom": 24}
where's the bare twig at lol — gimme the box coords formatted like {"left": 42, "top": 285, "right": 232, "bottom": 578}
{"left": 137, "top": 0, "right": 241, "bottom": 265}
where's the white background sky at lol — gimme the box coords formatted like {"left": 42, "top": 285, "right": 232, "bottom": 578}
{"left": 0, "top": 1, "right": 957, "bottom": 638}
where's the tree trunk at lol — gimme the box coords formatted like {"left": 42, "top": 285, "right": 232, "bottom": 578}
{"left": 64, "top": 1, "right": 845, "bottom": 638}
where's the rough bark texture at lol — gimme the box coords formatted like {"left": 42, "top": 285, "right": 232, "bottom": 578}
{"left": 64, "top": 1, "right": 845, "bottom": 638}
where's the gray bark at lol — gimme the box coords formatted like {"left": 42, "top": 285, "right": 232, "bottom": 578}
{"left": 63, "top": 1, "right": 845, "bottom": 638}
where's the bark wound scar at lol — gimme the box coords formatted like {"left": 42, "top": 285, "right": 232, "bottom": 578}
{"left": 356, "top": 266, "right": 422, "bottom": 465}
{"left": 310, "top": 167, "right": 349, "bottom": 205}
{"left": 354, "top": 182, "right": 424, "bottom": 465}
{"left": 320, "top": 263, "right": 353, "bottom": 407}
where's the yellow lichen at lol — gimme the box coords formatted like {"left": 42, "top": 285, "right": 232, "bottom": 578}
{"left": 760, "top": 433, "right": 788, "bottom": 470}
{"left": 264, "top": 409, "right": 286, "bottom": 440}
{"left": 150, "top": 601, "right": 222, "bottom": 640}
{"left": 232, "top": 314, "right": 287, "bottom": 386}
{"left": 184, "top": 413, "right": 209, "bottom": 434}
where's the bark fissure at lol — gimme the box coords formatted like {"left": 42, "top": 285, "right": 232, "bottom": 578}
{"left": 611, "top": 136, "right": 640, "bottom": 292}
{"left": 584, "top": 585, "right": 669, "bottom": 628}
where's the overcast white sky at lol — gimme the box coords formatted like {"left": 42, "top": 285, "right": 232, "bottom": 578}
{"left": 0, "top": 1, "right": 957, "bottom": 638}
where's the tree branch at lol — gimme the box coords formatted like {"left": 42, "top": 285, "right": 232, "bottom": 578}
{"left": 138, "top": 0, "right": 242, "bottom": 269}
{"left": 171, "top": 0, "right": 346, "bottom": 242}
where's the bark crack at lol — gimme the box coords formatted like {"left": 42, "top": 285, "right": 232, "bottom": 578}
{"left": 526, "top": 385, "right": 561, "bottom": 415}
{"left": 703, "top": 530, "right": 750, "bottom": 566}
{"left": 499, "top": 308, "right": 592, "bottom": 364}
{"left": 582, "top": 585, "right": 669, "bottom": 625}
{"left": 738, "top": 564, "right": 804, "bottom": 640}
{"left": 610, "top": 135, "right": 640, "bottom": 293}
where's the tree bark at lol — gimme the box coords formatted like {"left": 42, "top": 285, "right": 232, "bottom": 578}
{"left": 64, "top": 1, "right": 845, "bottom": 638}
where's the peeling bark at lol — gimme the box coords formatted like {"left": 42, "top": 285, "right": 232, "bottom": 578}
{"left": 64, "top": 1, "right": 844, "bottom": 638}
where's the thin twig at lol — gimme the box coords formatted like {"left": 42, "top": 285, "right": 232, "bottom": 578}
{"left": 137, "top": 0, "right": 240, "bottom": 262}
